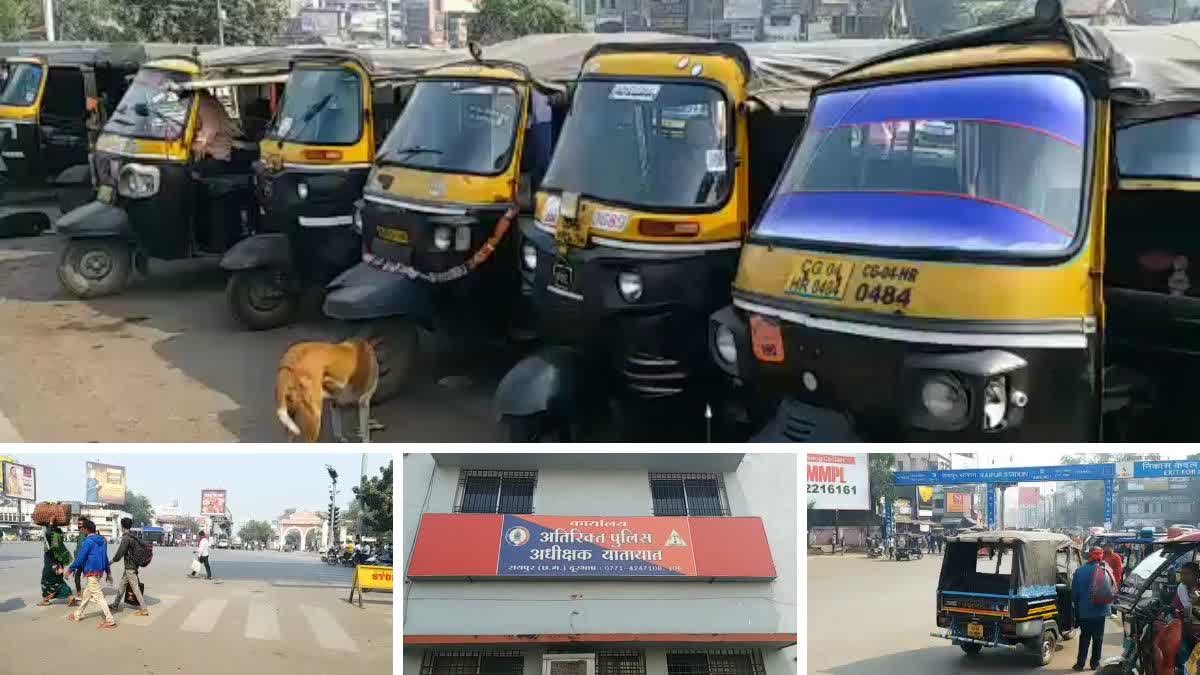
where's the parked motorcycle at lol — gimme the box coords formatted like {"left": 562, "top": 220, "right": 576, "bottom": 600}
{"left": 867, "top": 544, "right": 884, "bottom": 559}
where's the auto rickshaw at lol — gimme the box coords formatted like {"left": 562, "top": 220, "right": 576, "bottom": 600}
{"left": 54, "top": 47, "right": 293, "bottom": 298}
{"left": 322, "top": 35, "right": 656, "bottom": 401}
{"left": 1100, "top": 531, "right": 1200, "bottom": 675}
{"left": 493, "top": 38, "right": 910, "bottom": 441}
{"left": 220, "top": 47, "right": 452, "bottom": 330}
{"left": 709, "top": 7, "right": 1200, "bottom": 441}
{"left": 932, "top": 531, "right": 1082, "bottom": 666}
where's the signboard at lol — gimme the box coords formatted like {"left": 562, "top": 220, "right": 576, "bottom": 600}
{"left": 947, "top": 493, "right": 969, "bottom": 513}
{"left": 987, "top": 488, "right": 996, "bottom": 529}
{"left": 1104, "top": 479, "right": 1114, "bottom": 530}
{"left": 1, "top": 462, "right": 35, "bottom": 500}
{"left": 917, "top": 486, "right": 934, "bottom": 510}
{"left": 649, "top": 0, "right": 687, "bottom": 33}
{"left": 1019, "top": 486, "right": 1040, "bottom": 506}
{"left": 896, "top": 463, "right": 1114, "bottom": 486}
{"left": 408, "top": 514, "right": 776, "bottom": 580}
{"left": 85, "top": 462, "right": 125, "bottom": 505}
{"left": 1135, "top": 461, "right": 1200, "bottom": 479}
{"left": 347, "top": 564, "right": 393, "bottom": 608}
{"left": 894, "top": 498, "right": 912, "bottom": 518}
{"left": 725, "top": 0, "right": 761, "bottom": 20}
{"left": 806, "top": 453, "right": 870, "bottom": 510}
{"left": 200, "top": 490, "right": 227, "bottom": 516}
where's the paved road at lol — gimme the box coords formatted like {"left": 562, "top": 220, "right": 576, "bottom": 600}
{"left": 0, "top": 542, "right": 391, "bottom": 675}
{"left": 0, "top": 233, "right": 500, "bottom": 441}
{"left": 807, "top": 553, "right": 1124, "bottom": 675}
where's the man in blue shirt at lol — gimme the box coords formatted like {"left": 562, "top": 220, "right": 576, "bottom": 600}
{"left": 1072, "top": 548, "right": 1116, "bottom": 671}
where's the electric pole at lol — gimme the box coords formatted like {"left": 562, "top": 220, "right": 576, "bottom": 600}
{"left": 43, "top": 0, "right": 55, "bottom": 41}
{"left": 355, "top": 453, "right": 366, "bottom": 542}
{"left": 326, "top": 466, "right": 339, "bottom": 551}
{"left": 217, "top": 0, "right": 226, "bottom": 46}
{"left": 384, "top": 0, "right": 393, "bottom": 47}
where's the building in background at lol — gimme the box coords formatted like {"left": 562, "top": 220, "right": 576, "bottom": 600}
{"left": 1116, "top": 477, "right": 1197, "bottom": 529}
{"left": 405, "top": 453, "right": 797, "bottom": 675}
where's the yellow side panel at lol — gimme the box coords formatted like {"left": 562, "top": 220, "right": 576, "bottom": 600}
{"left": 587, "top": 53, "right": 746, "bottom": 93}
{"left": 371, "top": 165, "right": 515, "bottom": 206}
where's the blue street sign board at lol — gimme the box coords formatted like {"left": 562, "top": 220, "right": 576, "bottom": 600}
{"left": 885, "top": 500, "right": 894, "bottom": 537}
{"left": 987, "top": 488, "right": 996, "bottom": 530}
{"left": 1133, "top": 461, "right": 1200, "bottom": 479}
{"left": 895, "top": 463, "right": 1115, "bottom": 486}
{"left": 1104, "top": 479, "right": 1114, "bottom": 529}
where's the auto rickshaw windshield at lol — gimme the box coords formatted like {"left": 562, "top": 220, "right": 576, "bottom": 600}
{"left": 378, "top": 79, "right": 520, "bottom": 176}
{"left": 1116, "top": 114, "right": 1200, "bottom": 179}
{"left": 267, "top": 67, "right": 363, "bottom": 145}
{"left": 756, "top": 72, "right": 1088, "bottom": 257}
{"left": 106, "top": 68, "right": 193, "bottom": 140}
{"left": 541, "top": 79, "right": 731, "bottom": 210}
{"left": 0, "top": 63, "right": 43, "bottom": 107}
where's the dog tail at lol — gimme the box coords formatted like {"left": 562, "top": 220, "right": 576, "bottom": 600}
{"left": 277, "top": 406, "right": 301, "bottom": 437}
{"left": 275, "top": 367, "right": 302, "bottom": 437}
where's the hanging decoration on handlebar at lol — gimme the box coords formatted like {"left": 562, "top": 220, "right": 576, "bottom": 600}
{"left": 362, "top": 206, "right": 518, "bottom": 283}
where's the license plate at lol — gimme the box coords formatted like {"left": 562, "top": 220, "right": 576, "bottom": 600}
{"left": 750, "top": 315, "right": 785, "bottom": 363}
{"left": 556, "top": 217, "right": 589, "bottom": 249}
{"left": 96, "top": 185, "right": 114, "bottom": 203}
{"left": 784, "top": 256, "right": 853, "bottom": 301}
{"left": 376, "top": 226, "right": 409, "bottom": 245}
{"left": 551, "top": 259, "right": 574, "bottom": 292}
{"left": 967, "top": 623, "right": 984, "bottom": 639}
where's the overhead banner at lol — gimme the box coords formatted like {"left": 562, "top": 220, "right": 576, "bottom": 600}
{"left": 85, "top": 462, "right": 126, "bottom": 505}
{"left": 806, "top": 453, "right": 870, "bottom": 510}
{"left": 201, "top": 490, "right": 227, "bottom": 516}
{"left": 2, "top": 462, "right": 35, "bottom": 500}
{"left": 1134, "top": 461, "right": 1200, "bottom": 478}
{"left": 408, "top": 514, "right": 776, "bottom": 580}
{"left": 896, "top": 463, "right": 1114, "bottom": 486}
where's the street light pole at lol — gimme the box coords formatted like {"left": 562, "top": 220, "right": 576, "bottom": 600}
{"left": 216, "top": 0, "right": 226, "bottom": 46}
{"left": 384, "top": 0, "right": 392, "bottom": 48}
{"left": 355, "top": 453, "right": 366, "bottom": 541}
{"left": 43, "top": 0, "right": 55, "bottom": 41}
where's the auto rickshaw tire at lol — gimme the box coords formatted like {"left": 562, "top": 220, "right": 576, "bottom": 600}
{"left": 57, "top": 238, "right": 132, "bottom": 299}
{"left": 226, "top": 268, "right": 298, "bottom": 331}
{"left": 357, "top": 319, "right": 419, "bottom": 404}
{"left": 1095, "top": 663, "right": 1123, "bottom": 675}
{"left": 499, "top": 413, "right": 573, "bottom": 442}
{"left": 1030, "top": 630, "right": 1056, "bottom": 667}
{"left": 959, "top": 643, "right": 983, "bottom": 656}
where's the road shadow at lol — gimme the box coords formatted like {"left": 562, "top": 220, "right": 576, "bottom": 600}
{"left": 818, "top": 632, "right": 1125, "bottom": 675}
{"left": 0, "top": 597, "right": 26, "bottom": 612}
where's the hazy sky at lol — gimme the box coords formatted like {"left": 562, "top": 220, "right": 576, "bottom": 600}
{"left": 4, "top": 453, "right": 391, "bottom": 525}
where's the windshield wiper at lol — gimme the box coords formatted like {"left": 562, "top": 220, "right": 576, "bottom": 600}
{"left": 278, "top": 94, "right": 333, "bottom": 145}
{"left": 378, "top": 145, "right": 443, "bottom": 164}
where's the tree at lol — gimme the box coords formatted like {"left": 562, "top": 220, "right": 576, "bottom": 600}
{"left": 284, "top": 530, "right": 300, "bottom": 549}
{"left": 125, "top": 491, "right": 155, "bottom": 527}
{"left": 278, "top": 508, "right": 297, "bottom": 522}
{"left": 53, "top": 0, "right": 129, "bottom": 41}
{"left": 869, "top": 454, "right": 897, "bottom": 514}
{"left": 125, "top": 0, "right": 287, "bottom": 45}
{"left": 351, "top": 460, "right": 392, "bottom": 538}
{"left": 0, "top": 0, "right": 34, "bottom": 41}
{"left": 238, "top": 520, "right": 274, "bottom": 546}
{"left": 468, "top": 0, "right": 583, "bottom": 45}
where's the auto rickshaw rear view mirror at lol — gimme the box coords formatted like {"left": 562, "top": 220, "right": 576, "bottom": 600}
{"left": 560, "top": 192, "right": 579, "bottom": 220}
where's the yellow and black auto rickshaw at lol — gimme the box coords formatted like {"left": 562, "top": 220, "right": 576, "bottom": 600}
{"left": 0, "top": 43, "right": 155, "bottom": 231}
{"left": 322, "top": 36, "right": 625, "bottom": 401}
{"left": 220, "top": 47, "right": 451, "bottom": 330}
{"left": 492, "top": 39, "right": 908, "bottom": 441}
{"left": 54, "top": 47, "right": 292, "bottom": 298}
{"left": 709, "top": 7, "right": 1200, "bottom": 441}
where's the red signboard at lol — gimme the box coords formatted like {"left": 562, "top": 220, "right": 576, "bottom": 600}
{"left": 947, "top": 493, "right": 970, "bottom": 513}
{"left": 408, "top": 514, "right": 776, "bottom": 580}
{"left": 1019, "top": 487, "right": 1040, "bottom": 507}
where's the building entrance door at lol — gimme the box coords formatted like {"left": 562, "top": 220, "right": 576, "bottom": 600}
{"left": 543, "top": 654, "right": 595, "bottom": 675}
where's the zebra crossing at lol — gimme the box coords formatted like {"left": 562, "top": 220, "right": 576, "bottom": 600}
{"left": 10, "top": 589, "right": 377, "bottom": 653}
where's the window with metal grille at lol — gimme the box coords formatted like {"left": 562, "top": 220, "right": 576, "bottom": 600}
{"left": 422, "top": 651, "right": 525, "bottom": 675}
{"left": 649, "top": 472, "right": 730, "bottom": 517}
{"left": 455, "top": 470, "right": 537, "bottom": 514}
{"left": 665, "top": 650, "right": 765, "bottom": 675}
{"left": 544, "top": 650, "right": 646, "bottom": 675}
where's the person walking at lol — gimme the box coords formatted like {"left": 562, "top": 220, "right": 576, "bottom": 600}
{"left": 109, "top": 517, "right": 149, "bottom": 616}
{"left": 1103, "top": 545, "right": 1125, "bottom": 617}
{"left": 38, "top": 524, "right": 73, "bottom": 605}
{"left": 1072, "top": 548, "right": 1117, "bottom": 671}
{"left": 66, "top": 519, "right": 116, "bottom": 629}
{"left": 68, "top": 517, "right": 86, "bottom": 607}
{"left": 190, "top": 531, "right": 213, "bottom": 581}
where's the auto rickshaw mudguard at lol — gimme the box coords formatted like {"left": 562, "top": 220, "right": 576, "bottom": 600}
{"left": 219, "top": 232, "right": 292, "bottom": 272}
{"left": 323, "top": 262, "right": 433, "bottom": 322}
{"left": 494, "top": 346, "right": 584, "bottom": 418}
{"left": 55, "top": 200, "right": 132, "bottom": 239}
{"left": 750, "top": 398, "right": 861, "bottom": 442}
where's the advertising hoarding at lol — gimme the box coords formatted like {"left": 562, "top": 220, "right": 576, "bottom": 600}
{"left": 649, "top": 0, "right": 687, "bottom": 32}
{"left": 85, "top": 462, "right": 126, "bottom": 505}
{"left": 947, "top": 492, "right": 970, "bottom": 513}
{"left": 1, "top": 462, "right": 35, "bottom": 500}
{"left": 200, "top": 490, "right": 227, "bottom": 516}
{"left": 1019, "top": 486, "right": 1040, "bottom": 506}
{"left": 807, "top": 454, "right": 870, "bottom": 510}
{"left": 724, "top": 0, "right": 761, "bottom": 19}
{"left": 408, "top": 514, "right": 776, "bottom": 580}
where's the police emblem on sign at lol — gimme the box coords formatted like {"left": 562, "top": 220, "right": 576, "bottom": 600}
{"left": 506, "top": 526, "right": 531, "bottom": 547}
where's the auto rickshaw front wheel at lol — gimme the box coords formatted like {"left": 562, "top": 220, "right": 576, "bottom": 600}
{"left": 958, "top": 643, "right": 982, "bottom": 656}
{"left": 499, "top": 413, "right": 575, "bottom": 442}
{"left": 1029, "top": 630, "right": 1057, "bottom": 667}
{"left": 57, "top": 238, "right": 132, "bottom": 298}
{"left": 226, "top": 268, "right": 298, "bottom": 331}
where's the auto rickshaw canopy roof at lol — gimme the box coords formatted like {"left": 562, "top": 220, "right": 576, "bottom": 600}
{"left": 941, "top": 530, "right": 1077, "bottom": 597}
{"left": 0, "top": 42, "right": 228, "bottom": 70}
{"left": 200, "top": 44, "right": 458, "bottom": 80}
{"left": 825, "top": 9, "right": 1200, "bottom": 125}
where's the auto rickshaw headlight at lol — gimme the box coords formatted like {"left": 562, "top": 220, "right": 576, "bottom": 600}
{"left": 983, "top": 377, "right": 1007, "bottom": 430}
{"left": 117, "top": 164, "right": 160, "bottom": 200}
{"left": 433, "top": 226, "right": 452, "bottom": 251}
{"left": 617, "top": 270, "right": 643, "bottom": 302}
{"left": 521, "top": 242, "right": 538, "bottom": 271}
{"left": 920, "top": 373, "right": 969, "bottom": 426}
{"left": 715, "top": 325, "right": 737, "bottom": 365}
{"left": 297, "top": 182, "right": 309, "bottom": 200}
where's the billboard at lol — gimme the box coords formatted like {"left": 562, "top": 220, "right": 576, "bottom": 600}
{"left": 200, "top": 490, "right": 227, "bottom": 516}
{"left": 1019, "top": 486, "right": 1040, "bottom": 506}
{"left": 85, "top": 462, "right": 126, "bottom": 505}
{"left": 947, "top": 492, "right": 970, "bottom": 513}
{"left": 724, "top": 0, "right": 761, "bottom": 20}
{"left": 807, "top": 453, "right": 870, "bottom": 510}
{"left": 1, "top": 461, "right": 35, "bottom": 500}
{"left": 408, "top": 514, "right": 777, "bottom": 580}
{"left": 649, "top": 0, "right": 687, "bottom": 33}
{"left": 917, "top": 486, "right": 934, "bottom": 510}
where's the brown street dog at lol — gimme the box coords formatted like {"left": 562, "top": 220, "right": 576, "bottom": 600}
{"left": 275, "top": 338, "right": 380, "bottom": 443}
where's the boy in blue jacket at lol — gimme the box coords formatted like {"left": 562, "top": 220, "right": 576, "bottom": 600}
{"left": 66, "top": 519, "right": 116, "bottom": 628}
{"left": 1072, "top": 547, "right": 1116, "bottom": 671}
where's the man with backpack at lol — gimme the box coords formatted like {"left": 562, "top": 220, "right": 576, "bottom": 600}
{"left": 1072, "top": 547, "right": 1117, "bottom": 671}
{"left": 109, "top": 517, "right": 150, "bottom": 616}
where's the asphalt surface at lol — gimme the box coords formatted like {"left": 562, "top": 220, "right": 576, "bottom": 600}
{"left": 807, "top": 552, "right": 1124, "bottom": 675}
{"left": 0, "top": 233, "right": 500, "bottom": 441}
{"left": 0, "top": 541, "right": 392, "bottom": 675}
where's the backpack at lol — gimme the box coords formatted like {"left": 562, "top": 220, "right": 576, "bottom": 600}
{"left": 1091, "top": 562, "right": 1116, "bottom": 605}
{"left": 129, "top": 536, "right": 153, "bottom": 568}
